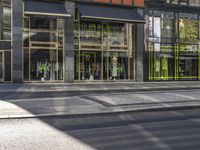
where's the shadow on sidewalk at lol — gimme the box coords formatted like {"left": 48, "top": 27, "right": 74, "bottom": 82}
{"left": 1, "top": 83, "right": 200, "bottom": 149}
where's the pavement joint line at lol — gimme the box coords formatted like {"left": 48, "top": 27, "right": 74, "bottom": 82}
{"left": 1, "top": 104, "right": 200, "bottom": 119}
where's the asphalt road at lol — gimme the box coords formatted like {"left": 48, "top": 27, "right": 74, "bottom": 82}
{"left": 1, "top": 108, "right": 200, "bottom": 150}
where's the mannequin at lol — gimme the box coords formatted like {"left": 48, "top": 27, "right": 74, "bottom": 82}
{"left": 112, "top": 56, "right": 118, "bottom": 80}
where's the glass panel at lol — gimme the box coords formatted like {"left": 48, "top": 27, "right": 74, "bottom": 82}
{"left": 30, "top": 18, "right": 57, "bottom": 30}
{"left": 31, "top": 49, "right": 58, "bottom": 81}
{"left": 189, "top": 0, "right": 200, "bottom": 6}
{"left": 2, "top": 6, "right": 11, "bottom": 40}
{"left": 75, "top": 21, "right": 133, "bottom": 81}
{"left": 178, "top": 44, "right": 198, "bottom": 80}
{"left": 104, "top": 23, "right": 128, "bottom": 46}
{"left": 0, "top": 0, "right": 11, "bottom": 40}
{"left": 171, "top": 0, "right": 179, "bottom": 4}
{"left": 179, "top": 14, "right": 198, "bottom": 44}
{"left": 23, "top": 31, "right": 29, "bottom": 47}
{"left": 152, "top": 44, "right": 175, "bottom": 80}
{"left": 23, "top": 17, "right": 64, "bottom": 82}
{"left": 180, "top": 0, "right": 188, "bottom": 5}
{"left": 74, "top": 50, "right": 79, "bottom": 80}
{"left": 23, "top": 48, "right": 29, "bottom": 81}
{"left": 80, "top": 21, "right": 102, "bottom": 45}
{"left": 79, "top": 51, "right": 102, "bottom": 80}
{"left": 0, "top": 52, "right": 3, "bottom": 82}
{"left": 107, "top": 51, "right": 128, "bottom": 80}
{"left": 30, "top": 32, "right": 57, "bottom": 42}
{"left": 58, "top": 50, "right": 63, "bottom": 80}
{"left": 4, "top": 50, "right": 11, "bottom": 81}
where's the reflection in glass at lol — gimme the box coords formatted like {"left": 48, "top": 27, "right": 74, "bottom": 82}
{"left": 23, "top": 17, "right": 64, "bottom": 82}
{"left": 0, "top": 0, "right": 11, "bottom": 40}
{"left": 31, "top": 49, "right": 63, "bottom": 81}
{"left": 79, "top": 51, "right": 102, "bottom": 80}
{"left": 148, "top": 10, "right": 200, "bottom": 81}
{"left": 75, "top": 20, "right": 133, "bottom": 81}
{"left": 106, "top": 52, "right": 128, "bottom": 80}
{"left": 151, "top": 44, "right": 174, "bottom": 80}
{"left": 30, "top": 18, "right": 56, "bottom": 30}
{"left": 179, "top": 14, "right": 198, "bottom": 44}
{"left": 23, "top": 49, "right": 29, "bottom": 81}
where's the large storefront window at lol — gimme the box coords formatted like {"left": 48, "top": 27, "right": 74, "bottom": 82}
{"left": 148, "top": 11, "right": 175, "bottom": 80}
{"left": 23, "top": 17, "right": 64, "bottom": 82}
{"left": 0, "top": 0, "right": 12, "bottom": 82}
{"left": 176, "top": 13, "right": 199, "bottom": 80}
{"left": 148, "top": 10, "right": 200, "bottom": 81}
{"left": 75, "top": 20, "right": 134, "bottom": 81}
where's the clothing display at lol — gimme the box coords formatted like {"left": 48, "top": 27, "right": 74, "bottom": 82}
{"left": 33, "top": 61, "right": 63, "bottom": 81}
{"left": 112, "top": 56, "right": 118, "bottom": 79}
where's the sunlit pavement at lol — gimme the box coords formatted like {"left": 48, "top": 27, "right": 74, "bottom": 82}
{"left": 1, "top": 81, "right": 200, "bottom": 93}
{"left": 1, "top": 108, "right": 200, "bottom": 150}
{"left": 1, "top": 88, "right": 200, "bottom": 118}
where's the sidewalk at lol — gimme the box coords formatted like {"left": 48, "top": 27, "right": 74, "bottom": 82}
{"left": 1, "top": 81, "right": 200, "bottom": 93}
{"left": 1, "top": 81, "right": 200, "bottom": 119}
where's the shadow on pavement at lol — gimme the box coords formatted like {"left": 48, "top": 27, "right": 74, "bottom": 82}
{"left": 1, "top": 84, "right": 200, "bottom": 149}
{"left": 36, "top": 110, "right": 200, "bottom": 150}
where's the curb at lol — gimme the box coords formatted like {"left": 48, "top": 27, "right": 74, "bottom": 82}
{"left": 1, "top": 86, "right": 200, "bottom": 93}
{"left": 1, "top": 103, "right": 200, "bottom": 119}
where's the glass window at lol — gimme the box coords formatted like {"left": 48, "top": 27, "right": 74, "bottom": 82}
{"left": 79, "top": 51, "right": 102, "bottom": 80}
{"left": 171, "top": 0, "right": 179, "bottom": 4}
{"left": 75, "top": 19, "right": 133, "bottom": 81}
{"left": 107, "top": 52, "right": 129, "bottom": 80}
{"left": 148, "top": 9, "right": 200, "bottom": 81}
{"left": 179, "top": 13, "right": 198, "bottom": 44}
{"left": 30, "top": 18, "right": 57, "bottom": 30}
{"left": 23, "top": 17, "right": 64, "bottom": 82}
{"left": 0, "top": 0, "right": 11, "bottom": 40}
{"left": 189, "top": 0, "right": 200, "bottom": 6}
{"left": 179, "top": 0, "right": 188, "bottom": 5}
{"left": 178, "top": 44, "right": 198, "bottom": 79}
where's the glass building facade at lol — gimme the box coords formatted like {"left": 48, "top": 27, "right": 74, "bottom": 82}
{"left": 18, "top": 0, "right": 144, "bottom": 83}
{"left": 146, "top": 1, "right": 200, "bottom": 81}
{"left": 9, "top": 0, "right": 200, "bottom": 83}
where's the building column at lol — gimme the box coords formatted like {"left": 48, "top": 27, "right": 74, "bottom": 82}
{"left": 12, "top": 0, "right": 23, "bottom": 83}
{"left": 64, "top": 2, "right": 75, "bottom": 83}
{"left": 134, "top": 8, "right": 145, "bottom": 82}
{"left": 135, "top": 23, "right": 144, "bottom": 82}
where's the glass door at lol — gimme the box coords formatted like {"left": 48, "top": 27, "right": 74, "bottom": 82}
{"left": 0, "top": 52, "right": 4, "bottom": 82}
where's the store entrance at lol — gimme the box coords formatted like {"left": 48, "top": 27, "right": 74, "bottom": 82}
{"left": 0, "top": 52, "right": 4, "bottom": 82}
{"left": 80, "top": 51, "right": 102, "bottom": 80}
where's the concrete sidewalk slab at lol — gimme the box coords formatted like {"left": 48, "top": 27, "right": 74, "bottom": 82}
{"left": 1, "top": 87, "right": 200, "bottom": 119}
{"left": 1, "top": 99, "right": 200, "bottom": 119}
{"left": 1, "top": 81, "right": 200, "bottom": 93}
